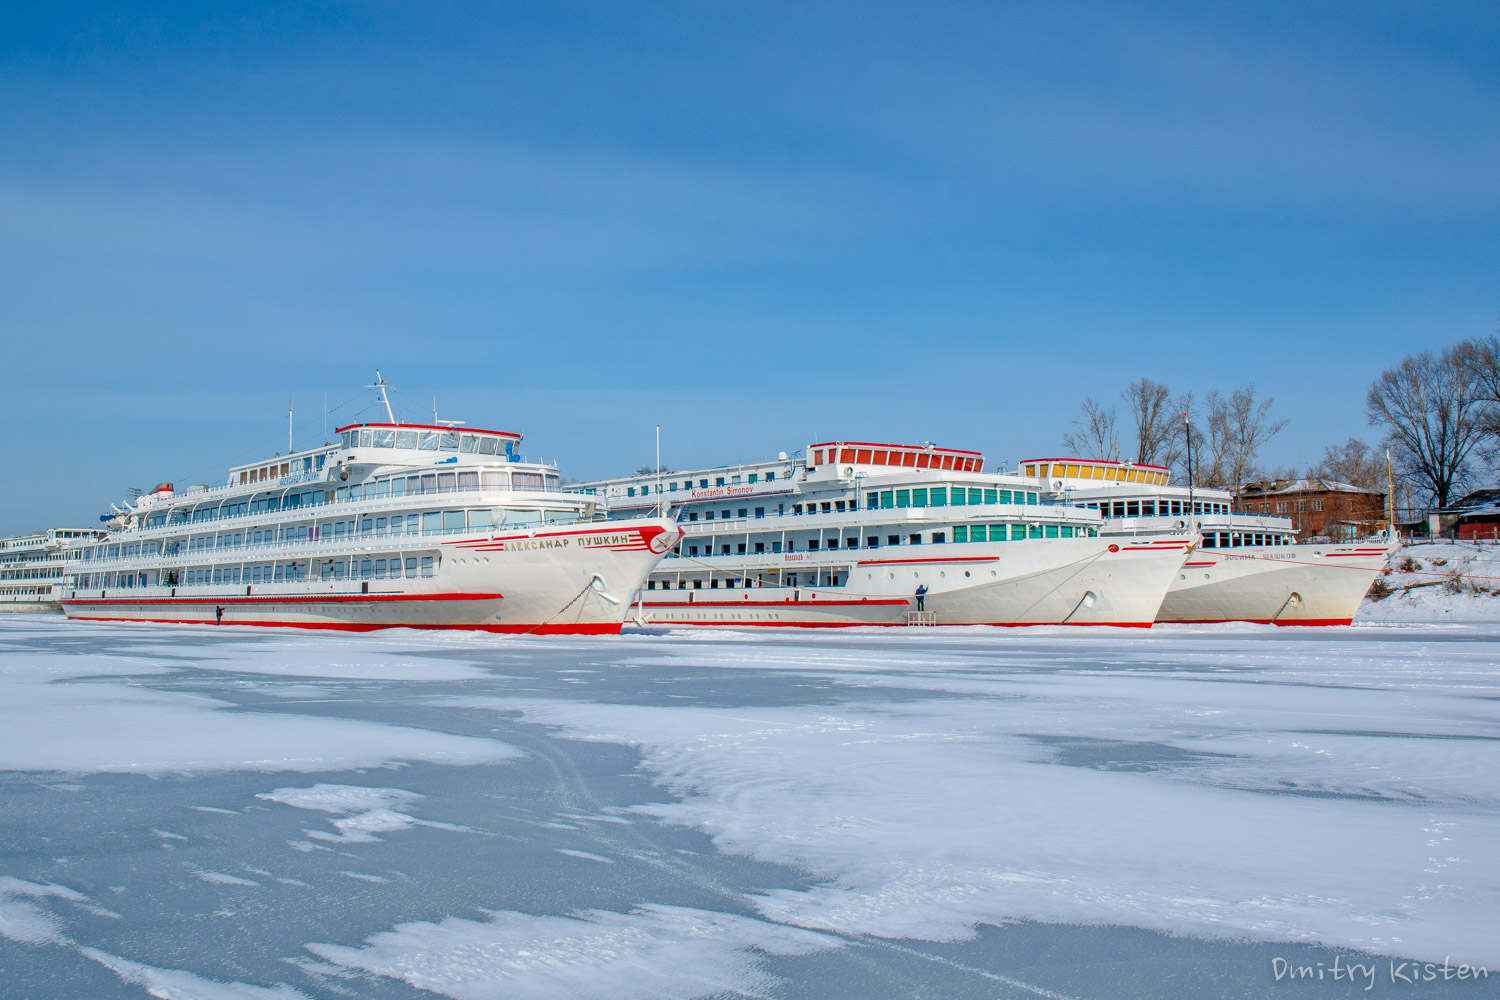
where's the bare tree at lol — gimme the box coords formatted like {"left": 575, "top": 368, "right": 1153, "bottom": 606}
{"left": 1465, "top": 332, "right": 1500, "bottom": 450}
{"left": 1061, "top": 397, "right": 1120, "bottom": 461}
{"left": 1120, "top": 378, "right": 1170, "bottom": 465}
{"left": 1193, "top": 385, "right": 1287, "bottom": 492}
{"left": 1309, "top": 438, "right": 1385, "bottom": 492}
{"left": 1367, "top": 344, "right": 1489, "bottom": 508}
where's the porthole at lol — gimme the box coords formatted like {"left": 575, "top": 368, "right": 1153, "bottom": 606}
{"left": 1180, "top": 574, "right": 1187, "bottom": 580}
{"left": 866, "top": 573, "right": 873, "bottom": 580}
{"left": 889, "top": 573, "right": 895, "bottom": 580}
{"left": 989, "top": 570, "right": 997, "bottom": 577}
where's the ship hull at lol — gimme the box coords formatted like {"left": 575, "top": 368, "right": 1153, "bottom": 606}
{"left": 61, "top": 522, "right": 681, "bottom": 635}
{"left": 1155, "top": 541, "right": 1392, "bottom": 625}
{"left": 633, "top": 537, "right": 1191, "bottom": 628}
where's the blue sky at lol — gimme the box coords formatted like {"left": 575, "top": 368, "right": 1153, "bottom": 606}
{"left": 2, "top": 1, "right": 1497, "bottom": 533}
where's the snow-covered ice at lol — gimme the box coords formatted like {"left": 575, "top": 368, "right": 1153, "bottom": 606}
{"left": 0, "top": 615, "right": 1496, "bottom": 999}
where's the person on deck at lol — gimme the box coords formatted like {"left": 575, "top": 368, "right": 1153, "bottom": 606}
{"left": 914, "top": 584, "right": 928, "bottom": 612}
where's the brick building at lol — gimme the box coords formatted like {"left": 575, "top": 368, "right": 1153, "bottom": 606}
{"left": 1237, "top": 477, "right": 1387, "bottom": 541}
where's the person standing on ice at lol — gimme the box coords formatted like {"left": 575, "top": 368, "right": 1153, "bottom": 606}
{"left": 214, "top": 606, "right": 225, "bottom": 625}
{"left": 914, "top": 584, "right": 928, "bottom": 612}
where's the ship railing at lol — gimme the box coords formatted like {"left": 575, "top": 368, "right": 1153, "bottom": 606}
{"left": 65, "top": 515, "right": 623, "bottom": 570}
{"left": 127, "top": 483, "right": 583, "bottom": 536}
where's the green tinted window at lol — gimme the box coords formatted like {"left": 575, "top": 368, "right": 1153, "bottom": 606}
{"left": 974, "top": 525, "right": 989, "bottom": 542}
{"left": 997, "top": 490, "right": 1012, "bottom": 504}
{"left": 952, "top": 525, "right": 968, "bottom": 543}
{"left": 1011, "top": 524, "right": 1027, "bottom": 540}
{"left": 913, "top": 488, "right": 927, "bottom": 507}
{"left": 1045, "top": 524, "right": 1059, "bottom": 538}
{"left": 1028, "top": 492, "right": 1039, "bottom": 505}
{"left": 951, "top": 488, "right": 966, "bottom": 506}
{"left": 969, "top": 488, "right": 982, "bottom": 504}
{"left": 984, "top": 489, "right": 998, "bottom": 504}
{"left": 895, "top": 490, "right": 910, "bottom": 508}
{"left": 930, "top": 487, "right": 946, "bottom": 506}
{"left": 867, "top": 494, "right": 879, "bottom": 509}
{"left": 1061, "top": 525, "right": 1074, "bottom": 538}
{"left": 1029, "top": 524, "right": 1043, "bottom": 538}
{"left": 880, "top": 491, "right": 894, "bottom": 509}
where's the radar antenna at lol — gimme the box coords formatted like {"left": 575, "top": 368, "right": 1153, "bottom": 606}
{"left": 367, "top": 371, "right": 397, "bottom": 424}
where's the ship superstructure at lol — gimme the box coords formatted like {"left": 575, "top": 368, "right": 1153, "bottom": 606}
{"left": 0, "top": 528, "right": 105, "bottom": 610}
{"left": 576, "top": 441, "right": 1192, "bottom": 627}
{"left": 1018, "top": 458, "right": 1393, "bottom": 625}
{"left": 63, "top": 407, "right": 681, "bottom": 634}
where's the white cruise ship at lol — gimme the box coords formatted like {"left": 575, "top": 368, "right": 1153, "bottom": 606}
{"left": 1017, "top": 458, "right": 1393, "bottom": 625}
{"left": 574, "top": 441, "right": 1192, "bottom": 628}
{"left": 62, "top": 405, "right": 681, "bottom": 634}
{"left": 1, "top": 528, "right": 106, "bottom": 610}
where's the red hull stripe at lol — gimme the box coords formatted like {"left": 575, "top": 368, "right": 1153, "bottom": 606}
{"left": 645, "top": 620, "right": 1155, "bottom": 628}
{"left": 1182, "top": 561, "right": 1217, "bottom": 567}
{"left": 856, "top": 556, "right": 1000, "bottom": 566}
{"left": 67, "top": 616, "right": 617, "bottom": 635}
{"left": 62, "top": 592, "right": 504, "bottom": 607}
{"left": 1165, "top": 618, "right": 1354, "bottom": 627}
{"left": 645, "top": 598, "right": 910, "bottom": 609}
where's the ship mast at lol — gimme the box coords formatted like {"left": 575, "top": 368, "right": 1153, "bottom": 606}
{"left": 367, "top": 371, "right": 397, "bottom": 424}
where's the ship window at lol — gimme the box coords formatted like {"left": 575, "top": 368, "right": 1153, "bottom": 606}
{"left": 953, "top": 526, "right": 968, "bottom": 543}
{"left": 373, "top": 429, "right": 396, "bottom": 448}
{"left": 374, "top": 559, "right": 386, "bottom": 579}
{"left": 359, "top": 429, "right": 373, "bottom": 448}
{"left": 439, "top": 432, "right": 459, "bottom": 451}
{"left": 699, "top": 479, "right": 709, "bottom": 488}
{"left": 321, "top": 563, "right": 332, "bottom": 581}
{"left": 748, "top": 473, "right": 758, "bottom": 484}
{"left": 888, "top": 534, "right": 900, "bottom": 545}
{"left": 688, "top": 546, "right": 698, "bottom": 555}
{"left": 421, "top": 556, "right": 435, "bottom": 577}
{"left": 1010, "top": 524, "right": 1027, "bottom": 540}
{"left": 984, "top": 489, "right": 999, "bottom": 504}
{"left": 1029, "top": 524, "right": 1043, "bottom": 539}
{"left": 459, "top": 472, "right": 479, "bottom": 489}
{"left": 720, "top": 544, "right": 730, "bottom": 555}
{"left": 930, "top": 487, "right": 947, "bottom": 506}
{"left": 969, "top": 489, "right": 982, "bottom": 504}
{"left": 438, "top": 472, "right": 456, "bottom": 491}
{"left": 396, "top": 430, "right": 417, "bottom": 449}
{"left": 912, "top": 489, "right": 927, "bottom": 507}
{"left": 419, "top": 432, "right": 439, "bottom": 450}
{"left": 771, "top": 541, "right": 782, "bottom": 553}
{"left": 405, "top": 557, "right": 417, "bottom": 578}
{"left": 808, "top": 539, "right": 820, "bottom": 551}
{"left": 460, "top": 435, "right": 478, "bottom": 453}
{"left": 360, "top": 519, "right": 373, "bottom": 535}
{"left": 477, "top": 436, "right": 498, "bottom": 455}
{"left": 972, "top": 525, "right": 988, "bottom": 542}
{"left": 705, "top": 510, "right": 714, "bottom": 520}
{"left": 895, "top": 490, "right": 910, "bottom": 508}
{"left": 1061, "top": 526, "right": 1075, "bottom": 538}
{"left": 909, "top": 533, "right": 922, "bottom": 544}
{"left": 950, "top": 489, "right": 966, "bottom": 506}
{"left": 422, "top": 512, "right": 440, "bottom": 534}
{"left": 442, "top": 511, "right": 465, "bottom": 532}
{"left": 468, "top": 510, "right": 493, "bottom": 528}
{"left": 1141, "top": 501, "right": 1155, "bottom": 515}
{"left": 933, "top": 532, "right": 945, "bottom": 544}
{"left": 390, "top": 478, "right": 406, "bottom": 497}
{"left": 1045, "top": 525, "right": 1059, "bottom": 538}
{"left": 766, "top": 472, "right": 776, "bottom": 481}
{"left": 1126, "top": 501, "right": 1140, "bottom": 517}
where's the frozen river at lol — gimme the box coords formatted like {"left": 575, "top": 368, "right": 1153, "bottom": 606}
{"left": 1, "top": 616, "right": 1496, "bottom": 999}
